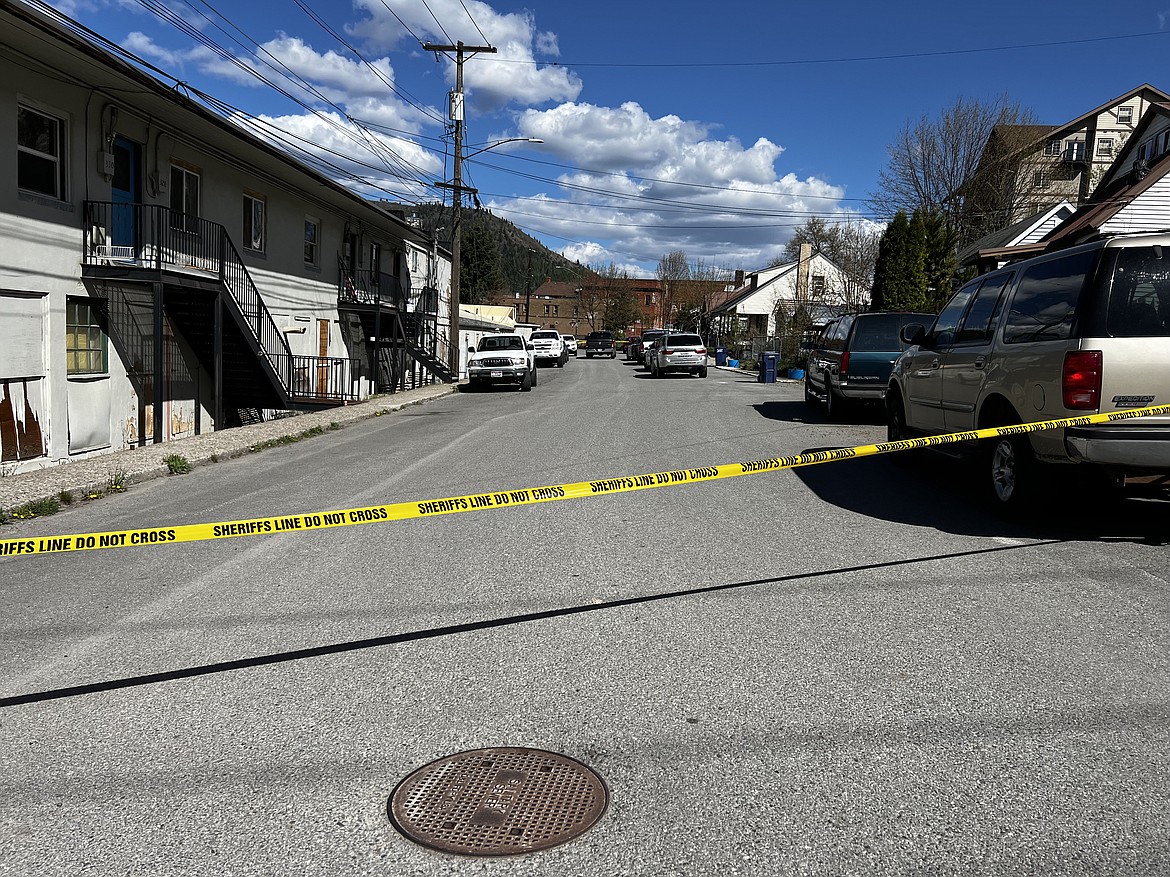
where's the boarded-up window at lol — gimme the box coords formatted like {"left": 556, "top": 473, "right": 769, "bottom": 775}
{"left": 0, "top": 293, "right": 45, "bottom": 378}
{"left": 1, "top": 377, "right": 46, "bottom": 462}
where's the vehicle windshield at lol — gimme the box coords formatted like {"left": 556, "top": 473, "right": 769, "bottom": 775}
{"left": 478, "top": 335, "right": 524, "bottom": 351}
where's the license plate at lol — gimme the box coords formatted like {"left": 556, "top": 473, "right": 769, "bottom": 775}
{"left": 491, "top": 370, "right": 503, "bottom": 378}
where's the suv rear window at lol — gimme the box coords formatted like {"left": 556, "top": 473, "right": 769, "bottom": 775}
{"left": 849, "top": 314, "right": 905, "bottom": 351}
{"left": 1102, "top": 246, "right": 1170, "bottom": 337}
{"left": 1003, "top": 249, "right": 1096, "bottom": 343}
{"left": 665, "top": 334, "right": 703, "bottom": 346}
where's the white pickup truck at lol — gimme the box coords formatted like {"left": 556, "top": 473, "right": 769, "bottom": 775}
{"left": 528, "top": 329, "right": 568, "bottom": 367}
{"left": 465, "top": 333, "right": 537, "bottom": 391}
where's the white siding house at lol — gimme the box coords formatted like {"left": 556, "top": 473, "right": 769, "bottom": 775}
{"left": 1, "top": 2, "right": 450, "bottom": 473}
{"left": 709, "top": 248, "right": 855, "bottom": 340}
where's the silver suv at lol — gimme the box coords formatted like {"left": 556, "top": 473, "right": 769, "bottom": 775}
{"left": 649, "top": 333, "right": 708, "bottom": 378}
{"left": 886, "top": 233, "right": 1170, "bottom": 512}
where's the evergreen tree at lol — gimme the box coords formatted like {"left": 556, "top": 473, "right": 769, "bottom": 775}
{"left": 603, "top": 289, "right": 642, "bottom": 335}
{"left": 918, "top": 209, "right": 958, "bottom": 310}
{"left": 871, "top": 211, "right": 928, "bottom": 312}
{"left": 459, "top": 223, "right": 503, "bottom": 305}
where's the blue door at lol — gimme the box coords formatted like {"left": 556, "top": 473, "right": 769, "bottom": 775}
{"left": 111, "top": 136, "right": 140, "bottom": 254}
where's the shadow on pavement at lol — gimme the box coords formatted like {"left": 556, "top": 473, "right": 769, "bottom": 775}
{"left": 0, "top": 540, "right": 1061, "bottom": 708}
{"left": 791, "top": 447, "right": 1170, "bottom": 545}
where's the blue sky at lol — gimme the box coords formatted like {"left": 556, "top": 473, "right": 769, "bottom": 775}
{"left": 44, "top": 0, "right": 1170, "bottom": 276}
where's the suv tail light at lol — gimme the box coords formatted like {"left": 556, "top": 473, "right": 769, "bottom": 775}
{"left": 663, "top": 348, "right": 674, "bottom": 355}
{"left": 840, "top": 351, "right": 851, "bottom": 373}
{"left": 1063, "top": 350, "right": 1102, "bottom": 410}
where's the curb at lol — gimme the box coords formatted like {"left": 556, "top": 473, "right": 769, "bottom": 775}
{"left": 0, "top": 384, "right": 459, "bottom": 519}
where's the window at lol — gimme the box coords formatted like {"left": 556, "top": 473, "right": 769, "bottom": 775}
{"left": 553, "top": 305, "right": 559, "bottom": 317}
{"left": 1003, "top": 250, "right": 1096, "bottom": 344}
{"left": 543, "top": 304, "right": 550, "bottom": 316}
{"left": 1044, "top": 139, "right": 1062, "bottom": 157}
{"left": 243, "top": 193, "right": 265, "bottom": 252}
{"left": 1118, "top": 106, "right": 1133, "bottom": 124}
{"left": 169, "top": 165, "right": 200, "bottom": 232}
{"left": 304, "top": 216, "right": 320, "bottom": 266}
{"left": 1097, "top": 138, "right": 1114, "bottom": 157}
{"left": 66, "top": 298, "right": 108, "bottom": 375}
{"left": 955, "top": 273, "right": 1013, "bottom": 344}
{"left": 1033, "top": 171, "right": 1050, "bottom": 189}
{"left": 926, "top": 285, "right": 978, "bottom": 349}
{"left": 645, "top": 294, "right": 653, "bottom": 306}
{"left": 811, "top": 275, "right": 825, "bottom": 296}
{"left": 17, "top": 105, "right": 66, "bottom": 199}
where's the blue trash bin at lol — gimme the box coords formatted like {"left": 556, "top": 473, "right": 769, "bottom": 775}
{"left": 757, "top": 352, "right": 780, "bottom": 383}
{"left": 715, "top": 347, "right": 727, "bottom": 366}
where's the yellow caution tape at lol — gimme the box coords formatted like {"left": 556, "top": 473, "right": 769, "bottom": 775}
{"left": 3, "top": 404, "right": 1168, "bottom": 557}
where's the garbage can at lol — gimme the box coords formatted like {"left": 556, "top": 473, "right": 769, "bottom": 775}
{"left": 757, "top": 351, "right": 780, "bottom": 383}
{"left": 715, "top": 347, "right": 727, "bottom": 366}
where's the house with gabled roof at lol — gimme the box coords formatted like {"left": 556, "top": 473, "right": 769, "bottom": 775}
{"left": 958, "top": 200, "right": 1076, "bottom": 274}
{"left": 1034, "top": 101, "right": 1170, "bottom": 248}
{"left": 708, "top": 246, "right": 854, "bottom": 345}
{"left": 970, "top": 101, "right": 1170, "bottom": 269}
{"left": 965, "top": 84, "right": 1169, "bottom": 240}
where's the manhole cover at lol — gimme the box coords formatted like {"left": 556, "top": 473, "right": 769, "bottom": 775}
{"left": 387, "top": 746, "right": 608, "bottom": 857}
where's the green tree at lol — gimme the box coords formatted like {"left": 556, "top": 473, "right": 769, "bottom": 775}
{"left": 918, "top": 209, "right": 958, "bottom": 310}
{"left": 460, "top": 223, "right": 503, "bottom": 305}
{"left": 603, "top": 288, "right": 642, "bottom": 334}
{"left": 871, "top": 211, "right": 928, "bottom": 312}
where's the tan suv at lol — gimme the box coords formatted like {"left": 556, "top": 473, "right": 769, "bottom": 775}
{"left": 886, "top": 233, "right": 1170, "bottom": 512}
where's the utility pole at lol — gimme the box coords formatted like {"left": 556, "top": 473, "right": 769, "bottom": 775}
{"left": 524, "top": 248, "right": 536, "bottom": 323}
{"left": 423, "top": 40, "right": 496, "bottom": 378}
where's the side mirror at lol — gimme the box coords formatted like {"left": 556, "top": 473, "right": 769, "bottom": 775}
{"left": 900, "top": 324, "right": 926, "bottom": 347}
{"left": 467, "top": 345, "right": 476, "bottom": 354}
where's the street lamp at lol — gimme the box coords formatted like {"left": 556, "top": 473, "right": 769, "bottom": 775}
{"left": 435, "top": 136, "right": 543, "bottom": 377}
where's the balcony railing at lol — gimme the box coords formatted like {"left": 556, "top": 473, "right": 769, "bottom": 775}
{"left": 286, "top": 354, "right": 361, "bottom": 401}
{"left": 338, "top": 260, "right": 406, "bottom": 310}
{"left": 84, "top": 201, "right": 309, "bottom": 404}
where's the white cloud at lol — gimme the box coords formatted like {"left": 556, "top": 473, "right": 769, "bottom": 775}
{"left": 240, "top": 111, "right": 442, "bottom": 201}
{"left": 349, "top": 0, "right": 582, "bottom": 110}
{"left": 493, "top": 101, "right": 853, "bottom": 271}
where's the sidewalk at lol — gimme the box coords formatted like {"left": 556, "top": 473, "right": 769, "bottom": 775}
{"left": 0, "top": 383, "right": 458, "bottom": 516}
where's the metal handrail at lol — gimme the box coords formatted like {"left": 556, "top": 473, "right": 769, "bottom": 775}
{"left": 85, "top": 201, "right": 298, "bottom": 396}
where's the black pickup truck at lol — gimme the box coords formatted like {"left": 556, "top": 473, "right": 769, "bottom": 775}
{"left": 584, "top": 331, "right": 616, "bottom": 358}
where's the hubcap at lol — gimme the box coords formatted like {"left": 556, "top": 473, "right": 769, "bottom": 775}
{"left": 991, "top": 439, "right": 1016, "bottom": 502}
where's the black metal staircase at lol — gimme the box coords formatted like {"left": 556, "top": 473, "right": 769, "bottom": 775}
{"left": 83, "top": 202, "right": 359, "bottom": 421}
{"left": 336, "top": 260, "right": 455, "bottom": 389}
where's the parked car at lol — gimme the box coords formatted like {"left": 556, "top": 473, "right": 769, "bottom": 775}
{"left": 584, "top": 331, "right": 616, "bottom": 358}
{"left": 529, "top": 329, "right": 568, "bottom": 367}
{"left": 649, "top": 332, "right": 708, "bottom": 378}
{"left": 465, "top": 333, "right": 536, "bottom": 391}
{"left": 629, "top": 329, "right": 665, "bottom": 363}
{"left": 885, "top": 232, "right": 1170, "bottom": 512}
{"left": 805, "top": 311, "right": 936, "bottom": 419}
{"left": 562, "top": 334, "right": 578, "bottom": 356}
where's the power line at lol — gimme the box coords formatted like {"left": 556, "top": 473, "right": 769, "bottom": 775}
{"left": 496, "top": 29, "right": 1170, "bottom": 69}
{"left": 457, "top": 0, "right": 490, "bottom": 45}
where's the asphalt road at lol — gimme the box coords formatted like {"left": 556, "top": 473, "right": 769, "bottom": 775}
{"left": 2, "top": 357, "right": 1168, "bottom": 876}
